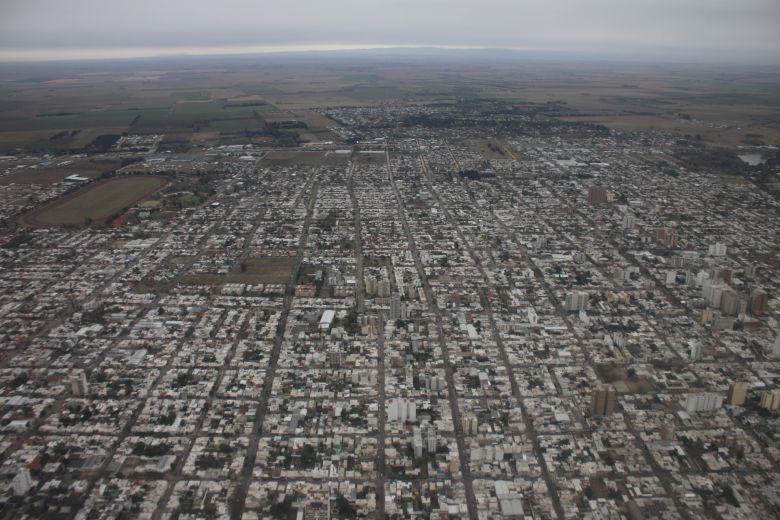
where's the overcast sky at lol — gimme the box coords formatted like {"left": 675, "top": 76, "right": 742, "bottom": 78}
{"left": 0, "top": 0, "right": 778, "bottom": 63}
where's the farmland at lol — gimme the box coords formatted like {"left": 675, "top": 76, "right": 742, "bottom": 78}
{"left": 1, "top": 56, "right": 778, "bottom": 152}
{"left": 22, "top": 175, "right": 168, "bottom": 227}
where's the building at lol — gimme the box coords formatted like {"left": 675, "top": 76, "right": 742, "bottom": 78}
{"left": 425, "top": 427, "right": 437, "bottom": 453}
{"left": 708, "top": 242, "right": 727, "bottom": 257}
{"left": 565, "top": 291, "right": 589, "bottom": 312}
{"left": 749, "top": 288, "right": 769, "bottom": 316}
{"left": 364, "top": 275, "right": 377, "bottom": 297}
{"left": 773, "top": 335, "right": 780, "bottom": 358}
{"left": 656, "top": 227, "right": 678, "bottom": 248}
{"left": 319, "top": 310, "right": 335, "bottom": 330}
{"left": 12, "top": 468, "right": 33, "bottom": 496}
{"left": 659, "top": 424, "right": 675, "bottom": 442}
{"left": 727, "top": 382, "right": 748, "bottom": 406}
{"left": 590, "top": 385, "right": 617, "bottom": 417}
{"left": 389, "top": 293, "right": 401, "bottom": 321}
{"left": 685, "top": 392, "right": 723, "bottom": 413}
{"left": 689, "top": 340, "right": 702, "bottom": 361}
{"left": 412, "top": 427, "right": 424, "bottom": 458}
{"left": 412, "top": 427, "right": 436, "bottom": 457}
{"left": 387, "top": 397, "right": 416, "bottom": 422}
{"left": 587, "top": 186, "right": 607, "bottom": 205}
{"left": 463, "top": 415, "right": 479, "bottom": 435}
{"left": 760, "top": 389, "right": 780, "bottom": 411}
{"left": 719, "top": 289, "right": 740, "bottom": 316}
{"left": 621, "top": 214, "right": 636, "bottom": 229}
{"left": 303, "top": 498, "right": 330, "bottom": 520}
{"left": 70, "top": 370, "right": 88, "bottom": 396}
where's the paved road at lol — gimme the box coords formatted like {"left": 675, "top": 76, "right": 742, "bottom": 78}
{"left": 385, "top": 143, "right": 479, "bottom": 520}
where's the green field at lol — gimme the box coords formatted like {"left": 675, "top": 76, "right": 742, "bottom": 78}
{"left": 179, "top": 256, "right": 295, "bottom": 286}
{"left": 24, "top": 176, "right": 168, "bottom": 227}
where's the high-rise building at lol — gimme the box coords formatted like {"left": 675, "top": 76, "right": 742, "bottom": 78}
{"left": 12, "top": 468, "right": 32, "bottom": 496}
{"left": 364, "top": 275, "right": 377, "bottom": 296}
{"left": 412, "top": 427, "right": 424, "bottom": 458}
{"left": 773, "top": 335, "right": 780, "bottom": 358}
{"left": 587, "top": 186, "right": 608, "bottom": 205}
{"left": 590, "top": 385, "right": 617, "bottom": 416}
{"left": 656, "top": 227, "right": 678, "bottom": 248}
{"left": 749, "top": 288, "right": 769, "bottom": 316}
{"left": 727, "top": 382, "right": 748, "bottom": 406}
{"left": 689, "top": 340, "right": 702, "bottom": 361}
{"left": 621, "top": 214, "right": 636, "bottom": 229}
{"left": 684, "top": 392, "right": 723, "bottom": 413}
{"left": 377, "top": 279, "right": 391, "bottom": 298}
{"left": 387, "top": 397, "right": 416, "bottom": 422}
{"left": 565, "top": 291, "right": 589, "bottom": 312}
{"left": 463, "top": 415, "right": 479, "bottom": 435}
{"left": 760, "top": 389, "right": 780, "bottom": 411}
{"left": 720, "top": 289, "right": 739, "bottom": 316}
{"left": 389, "top": 293, "right": 401, "bottom": 321}
{"left": 70, "top": 370, "right": 88, "bottom": 396}
{"left": 425, "top": 427, "right": 437, "bottom": 453}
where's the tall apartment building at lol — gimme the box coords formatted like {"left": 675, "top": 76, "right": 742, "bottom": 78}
{"left": 590, "top": 385, "right": 617, "bottom": 416}
{"left": 587, "top": 186, "right": 608, "bottom": 205}
{"left": 727, "top": 382, "right": 748, "bottom": 406}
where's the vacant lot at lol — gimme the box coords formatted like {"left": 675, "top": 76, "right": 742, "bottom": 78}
{"left": 178, "top": 256, "right": 295, "bottom": 287}
{"left": 231, "top": 256, "right": 295, "bottom": 284}
{"left": 23, "top": 176, "right": 168, "bottom": 227}
{"left": 464, "top": 138, "right": 510, "bottom": 160}
{"left": 261, "top": 150, "right": 325, "bottom": 167}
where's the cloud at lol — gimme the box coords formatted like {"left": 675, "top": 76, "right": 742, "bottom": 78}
{"left": 0, "top": 0, "right": 778, "bottom": 62}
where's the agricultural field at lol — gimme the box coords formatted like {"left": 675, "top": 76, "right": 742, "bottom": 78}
{"left": 22, "top": 175, "right": 168, "bottom": 227}
{"left": 0, "top": 56, "right": 778, "bottom": 151}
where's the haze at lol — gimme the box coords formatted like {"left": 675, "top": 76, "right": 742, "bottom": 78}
{"left": 0, "top": 0, "right": 779, "bottom": 63}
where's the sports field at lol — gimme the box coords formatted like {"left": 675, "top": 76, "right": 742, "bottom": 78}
{"left": 23, "top": 176, "right": 168, "bottom": 227}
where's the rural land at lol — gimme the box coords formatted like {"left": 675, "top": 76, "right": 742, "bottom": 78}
{"left": 0, "top": 51, "right": 778, "bottom": 519}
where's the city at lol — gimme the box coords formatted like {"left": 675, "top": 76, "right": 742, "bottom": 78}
{"left": 0, "top": 97, "right": 778, "bottom": 518}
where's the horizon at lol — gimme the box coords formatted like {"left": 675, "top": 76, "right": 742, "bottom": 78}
{"left": 0, "top": 45, "right": 778, "bottom": 68}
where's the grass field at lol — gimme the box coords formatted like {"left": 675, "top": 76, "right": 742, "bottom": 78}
{"left": 261, "top": 150, "right": 325, "bottom": 167}
{"left": 464, "top": 138, "right": 510, "bottom": 160}
{"left": 231, "top": 256, "right": 295, "bottom": 284}
{"left": 179, "top": 256, "right": 295, "bottom": 286}
{"left": 23, "top": 176, "right": 168, "bottom": 227}
{"left": 0, "top": 158, "right": 122, "bottom": 185}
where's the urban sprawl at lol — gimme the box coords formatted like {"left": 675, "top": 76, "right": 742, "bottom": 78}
{"left": 0, "top": 102, "right": 779, "bottom": 520}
